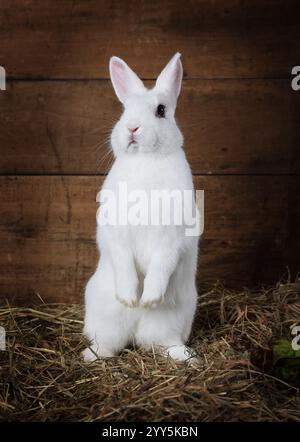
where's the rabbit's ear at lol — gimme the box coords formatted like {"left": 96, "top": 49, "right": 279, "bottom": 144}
{"left": 155, "top": 53, "right": 183, "bottom": 101}
{"left": 109, "top": 56, "right": 145, "bottom": 103}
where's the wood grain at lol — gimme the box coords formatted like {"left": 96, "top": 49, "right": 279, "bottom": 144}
{"left": 0, "top": 176, "right": 298, "bottom": 304}
{"left": 1, "top": 79, "right": 299, "bottom": 174}
{"left": 0, "top": 0, "right": 299, "bottom": 79}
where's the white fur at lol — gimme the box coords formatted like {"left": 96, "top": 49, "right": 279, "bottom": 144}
{"left": 83, "top": 53, "right": 200, "bottom": 363}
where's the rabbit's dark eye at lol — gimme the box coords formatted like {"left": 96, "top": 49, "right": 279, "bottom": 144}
{"left": 156, "top": 104, "right": 166, "bottom": 118}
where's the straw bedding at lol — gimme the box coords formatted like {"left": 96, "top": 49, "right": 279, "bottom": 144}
{"left": 0, "top": 280, "right": 299, "bottom": 421}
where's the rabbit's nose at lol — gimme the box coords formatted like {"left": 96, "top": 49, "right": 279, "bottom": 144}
{"left": 128, "top": 126, "right": 139, "bottom": 134}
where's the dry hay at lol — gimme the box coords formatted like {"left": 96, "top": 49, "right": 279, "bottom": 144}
{"left": 0, "top": 280, "right": 299, "bottom": 422}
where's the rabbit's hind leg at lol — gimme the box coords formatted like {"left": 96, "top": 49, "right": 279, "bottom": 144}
{"left": 82, "top": 261, "right": 134, "bottom": 362}
{"left": 135, "top": 304, "right": 198, "bottom": 364}
{"left": 164, "top": 344, "right": 199, "bottom": 364}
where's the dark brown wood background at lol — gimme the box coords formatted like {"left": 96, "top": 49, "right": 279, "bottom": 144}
{"left": 0, "top": 0, "right": 300, "bottom": 303}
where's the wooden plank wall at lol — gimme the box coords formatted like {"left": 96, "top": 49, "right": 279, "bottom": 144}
{"left": 0, "top": 0, "right": 299, "bottom": 303}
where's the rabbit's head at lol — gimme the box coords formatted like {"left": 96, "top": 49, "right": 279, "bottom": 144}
{"left": 109, "top": 53, "right": 184, "bottom": 157}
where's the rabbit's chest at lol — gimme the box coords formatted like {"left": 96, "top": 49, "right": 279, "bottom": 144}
{"left": 129, "top": 225, "right": 164, "bottom": 274}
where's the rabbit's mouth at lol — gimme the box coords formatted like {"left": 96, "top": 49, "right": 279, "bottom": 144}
{"left": 127, "top": 140, "right": 138, "bottom": 150}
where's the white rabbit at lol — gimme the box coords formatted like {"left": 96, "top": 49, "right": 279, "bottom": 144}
{"left": 83, "top": 53, "right": 200, "bottom": 363}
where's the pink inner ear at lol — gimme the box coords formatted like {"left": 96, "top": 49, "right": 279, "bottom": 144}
{"left": 111, "top": 60, "right": 128, "bottom": 100}
{"left": 172, "top": 60, "right": 182, "bottom": 97}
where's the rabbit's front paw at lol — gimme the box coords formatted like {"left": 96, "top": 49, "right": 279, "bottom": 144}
{"left": 116, "top": 277, "right": 139, "bottom": 308}
{"left": 140, "top": 285, "right": 163, "bottom": 308}
{"left": 116, "top": 291, "right": 138, "bottom": 308}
